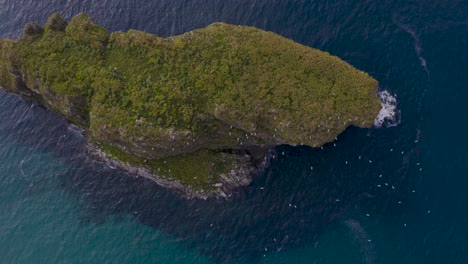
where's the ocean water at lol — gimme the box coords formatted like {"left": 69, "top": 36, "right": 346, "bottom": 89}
{"left": 0, "top": 0, "right": 467, "bottom": 263}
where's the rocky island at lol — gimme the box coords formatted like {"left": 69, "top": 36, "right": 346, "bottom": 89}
{"left": 0, "top": 13, "right": 381, "bottom": 199}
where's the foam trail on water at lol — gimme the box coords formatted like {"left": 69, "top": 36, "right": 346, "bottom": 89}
{"left": 19, "top": 160, "right": 27, "bottom": 177}
{"left": 374, "top": 90, "right": 400, "bottom": 127}
{"left": 344, "top": 219, "right": 377, "bottom": 264}
{"left": 393, "top": 18, "right": 430, "bottom": 76}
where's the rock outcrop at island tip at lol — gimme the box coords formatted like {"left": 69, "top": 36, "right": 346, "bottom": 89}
{"left": 0, "top": 13, "right": 382, "bottom": 198}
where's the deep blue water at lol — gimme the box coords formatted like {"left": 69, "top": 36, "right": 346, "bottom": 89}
{"left": 0, "top": 0, "right": 467, "bottom": 263}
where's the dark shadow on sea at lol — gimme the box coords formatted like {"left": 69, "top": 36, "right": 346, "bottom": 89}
{"left": 0, "top": 89, "right": 422, "bottom": 263}
{"left": 61, "top": 127, "right": 418, "bottom": 263}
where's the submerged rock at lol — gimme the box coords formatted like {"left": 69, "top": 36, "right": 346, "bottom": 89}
{"left": 0, "top": 13, "right": 381, "bottom": 198}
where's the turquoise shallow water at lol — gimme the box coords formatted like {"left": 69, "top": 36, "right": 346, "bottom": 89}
{"left": 0, "top": 1, "right": 467, "bottom": 263}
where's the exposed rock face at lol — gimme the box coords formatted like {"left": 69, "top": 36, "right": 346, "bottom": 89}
{"left": 0, "top": 13, "right": 382, "bottom": 199}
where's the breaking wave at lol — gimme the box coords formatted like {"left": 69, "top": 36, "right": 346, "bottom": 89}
{"left": 374, "top": 90, "right": 400, "bottom": 127}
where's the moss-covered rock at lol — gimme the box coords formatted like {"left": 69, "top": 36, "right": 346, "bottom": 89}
{"left": 0, "top": 13, "right": 382, "bottom": 198}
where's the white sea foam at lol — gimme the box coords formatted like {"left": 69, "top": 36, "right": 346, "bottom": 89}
{"left": 374, "top": 90, "right": 400, "bottom": 128}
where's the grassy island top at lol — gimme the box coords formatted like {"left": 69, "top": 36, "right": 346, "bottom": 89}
{"left": 0, "top": 13, "right": 381, "bottom": 196}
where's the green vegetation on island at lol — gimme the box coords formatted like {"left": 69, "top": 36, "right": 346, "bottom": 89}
{"left": 0, "top": 13, "right": 381, "bottom": 198}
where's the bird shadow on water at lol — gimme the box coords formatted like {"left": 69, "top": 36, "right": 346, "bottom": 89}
{"left": 58, "top": 125, "right": 418, "bottom": 263}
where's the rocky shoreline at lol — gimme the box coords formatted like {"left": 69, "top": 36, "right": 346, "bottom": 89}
{"left": 86, "top": 142, "right": 268, "bottom": 199}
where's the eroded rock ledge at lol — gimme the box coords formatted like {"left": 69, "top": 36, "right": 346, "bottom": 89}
{"left": 0, "top": 13, "right": 381, "bottom": 199}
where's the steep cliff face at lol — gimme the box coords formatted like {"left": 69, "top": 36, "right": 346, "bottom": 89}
{"left": 0, "top": 13, "right": 382, "bottom": 198}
